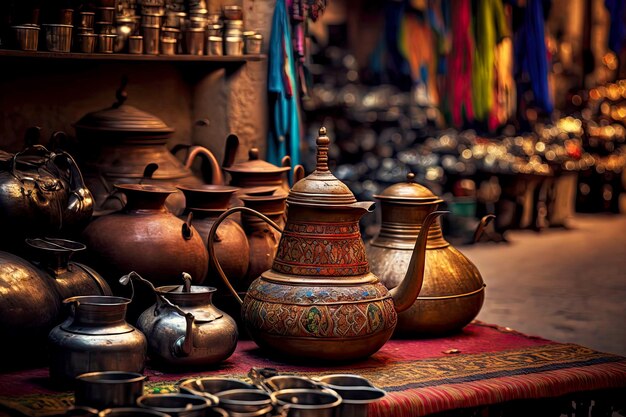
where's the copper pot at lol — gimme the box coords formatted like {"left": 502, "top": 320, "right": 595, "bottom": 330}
{"left": 0, "top": 143, "right": 94, "bottom": 251}
{"left": 74, "top": 83, "right": 222, "bottom": 216}
{"left": 0, "top": 249, "right": 61, "bottom": 362}
{"left": 366, "top": 173, "right": 494, "bottom": 336}
{"left": 208, "top": 128, "right": 443, "bottom": 361}
{"left": 177, "top": 185, "right": 248, "bottom": 287}
{"left": 80, "top": 184, "right": 209, "bottom": 319}
{"left": 25, "top": 237, "right": 112, "bottom": 301}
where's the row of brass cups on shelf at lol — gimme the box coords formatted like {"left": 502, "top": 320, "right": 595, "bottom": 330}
{"left": 73, "top": 371, "right": 385, "bottom": 417}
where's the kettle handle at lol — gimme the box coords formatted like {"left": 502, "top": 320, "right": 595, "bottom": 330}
{"left": 207, "top": 206, "right": 284, "bottom": 305}
{"left": 473, "top": 214, "right": 496, "bottom": 243}
{"left": 172, "top": 144, "right": 224, "bottom": 185}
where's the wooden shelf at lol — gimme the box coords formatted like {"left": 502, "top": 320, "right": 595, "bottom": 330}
{"left": 0, "top": 49, "right": 266, "bottom": 63}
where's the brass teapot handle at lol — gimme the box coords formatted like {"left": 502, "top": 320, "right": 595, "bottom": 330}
{"left": 207, "top": 206, "right": 283, "bottom": 305}
{"left": 473, "top": 214, "right": 496, "bottom": 243}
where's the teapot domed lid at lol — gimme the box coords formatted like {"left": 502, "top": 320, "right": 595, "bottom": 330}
{"left": 287, "top": 127, "right": 357, "bottom": 206}
{"left": 374, "top": 173, "right": 443, "bottom": 204}
{"left": 74, "top": 79, "right": 173, "bottom": 135}
{"left": 223, "top": 148, "right": 290, "bottom": 174}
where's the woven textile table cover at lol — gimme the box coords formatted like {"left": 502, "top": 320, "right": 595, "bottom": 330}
{"left": 1, "top": 321, "right": 625, "bottom": 417}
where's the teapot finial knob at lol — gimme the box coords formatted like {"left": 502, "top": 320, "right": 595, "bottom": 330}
{"left": 249, "top": 148, "right": 259, "bottom": 161}
{"left": 316, "top": 127, "right": 330, "bottom": 172}
{"left": 113, "top": 76, "right": 128, "bottom": 108}
{"left": 407, "top": 172, "right": 416, "bottom": 182}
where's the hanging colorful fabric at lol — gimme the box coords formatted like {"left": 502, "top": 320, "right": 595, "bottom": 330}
{"left": 267, "top": 0, "right": 302, "bottom": 170}
{"left": 472, "top": 0, "right": 509, "bottom": 124}
{"left": 513, "top": 0, "right": 553, "bottom": 115}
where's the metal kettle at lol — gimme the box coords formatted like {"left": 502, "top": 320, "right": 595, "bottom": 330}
{"left": 121, "top": 271, "right": 238, "bottom": 367}
{"left": 208, "top": 128, "right": 443, "bottom": 361}
{"left": 366, "top": 173, "right": 494, "bottom": 335}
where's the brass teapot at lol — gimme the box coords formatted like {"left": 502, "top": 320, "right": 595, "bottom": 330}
{"left": 120, "top": 272, "right": 238, "bottom": 367}
{"left": 208, "top": 128, "right": 443, "bottom": 361}
{"left": 366, "top": 173, "right": 494, "bottom": 336}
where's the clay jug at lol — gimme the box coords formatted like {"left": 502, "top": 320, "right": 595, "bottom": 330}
{"left": 366, "top": 173, "right": 494, "bottom": 335}
{"left": 48, "top": 295, "right": 147, "bottom": 384}
{"left": 176, "top": 185, "right": 249, "bottom": 287}
{"left": 80, "top": 184, "right": 209, "bottom": 320}
{"left": 208, "top": 128, "right": 444, "bottom": 361}
{"left": 121, "top": 271, "right": 238, "bottom": 367}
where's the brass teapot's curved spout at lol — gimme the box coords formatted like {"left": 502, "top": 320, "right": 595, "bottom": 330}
{"left": 390, "top": 210, "right": 447, "bottom": 312}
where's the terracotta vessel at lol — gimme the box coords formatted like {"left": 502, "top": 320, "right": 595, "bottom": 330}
{"left": 48, "top": 295, "right": 147, "bottom": 384}
{"left": 208, "top": 128, "right": 443, "bottom": 361}
{"left": 0, "top": 143, "right": 93, "bottom": 251}
{"left": 74, "top": 81, "right": 222, "bottom": 215}
{"left": 121, "top": 271, "right": 238, "bottom": 367}
{"left": 80, "top": 184, "right": 208, "bottom": 322}
{"left": 176, "top": 185, "right": 249, "bottom": 287}
{"left": 366, "top": 173, "right": 494, "bottom": 336}
{"left": 26, "top": 237, "right": 112, "bottom": 301}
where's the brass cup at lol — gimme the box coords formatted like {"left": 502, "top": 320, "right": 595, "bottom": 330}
{"left": 75, "top": 371, "right": 146, "bottom": 410}
{"left": 271, "top": 389, "right": 342, "bottom": 417}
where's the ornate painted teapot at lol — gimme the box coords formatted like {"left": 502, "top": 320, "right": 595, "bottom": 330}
{"left": 366, "top": 173, "right": 494, "bottom": 335}
{"left": 208, "top": 128, "right": 443, "bottom": 361}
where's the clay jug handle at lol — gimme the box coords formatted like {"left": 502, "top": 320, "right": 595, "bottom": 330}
{"left": 293, "top": 164, "right": 305, "bottom": 184}
{"left": 175, "top": 145, "right": 224, "bottom": 185}
{"left": 473, "top": 214, "right": 496, "bottom": 243}
{"left": 208, "top": 206, "right": 283, "bottom": 305}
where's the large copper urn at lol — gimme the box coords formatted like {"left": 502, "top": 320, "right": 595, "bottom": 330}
{"left": 209, "top": 128, "right": 443, "bottom": 361}
{"left": 366, "top": 173, "right": 493, "bottom": 336}
{"left": 74, "top": 83, "right": 222, "bottom": 215}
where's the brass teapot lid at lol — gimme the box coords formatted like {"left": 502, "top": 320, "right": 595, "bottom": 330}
{"left": 374, "top": 173, "right": 443, "bottom": 205}
{"left": 74, "top": 79, "right": 173, "bottom": 135}
{"left": 287, "top": 127, "right": 357, "bottom": 206}
{"left": 223, "top": 148, "right": 290, "bottom": 175}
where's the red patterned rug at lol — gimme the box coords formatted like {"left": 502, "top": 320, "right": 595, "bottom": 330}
{"left": 1, "top": 322, "right": 624, "bottom": 417}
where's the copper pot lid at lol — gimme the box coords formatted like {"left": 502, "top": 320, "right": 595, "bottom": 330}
{"left": 74, "top": 80, "right": 174, "bottom": 135}
{"left": 287, "top": 127, "right": 357, "bottom": 206}
{"left": 374, "top": 173, "right": 443, "bottom": 204}
{"left": 223, "top": 148, "right": 290, "bottom": 175}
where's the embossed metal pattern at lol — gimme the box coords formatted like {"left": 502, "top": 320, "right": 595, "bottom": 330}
{"left": 272, "top": 221, "right": 370, "bottom": 276}
{"left": 242, "top": 294, "right": 397, "bottom": 338}
{"left": 245, "top": 281, "right": 390, "bottom": 304}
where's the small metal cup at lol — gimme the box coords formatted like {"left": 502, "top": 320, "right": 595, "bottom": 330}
{"left": 128, "top": 35, "right": 143, "bottom": 54}
{"left": 58, "top": 9, "right": 74, "bottom": 25}
{"left": 78, "top": 11, "right": 95, "bottom": 29}
{"left": 178, "top": 377, "right": 255, "bottom": 398}
{"left": 263, "top": 375, "right": 320, "bottom": 392}
{"left": 95, "top": 21, "right": 114, "bottom": 34}
{"left": 97, "top": 7, "right": 115, "bottom": 23}
{"left": 184, "top": 27, "right": 205, "bottom": 55}
{"left": 43, "top": 24, "right": 73, "bottom": 52}
{"left": 99, "top": 407, "right": 171, "bottom": 417}
{"left": 206, "top": 36, "right": 223, "bottom": 56}
{"left": 137, "top": 393, "right": 213, "bottom": 417}
{"left": 12, "top": 25, "right": 40, "bottom": 51}
{"left": 76, "top": 32, "right": 97, "bottom": 53}
{"left": 97, "top": 33, "right": 116, "bottom": 53}
{"left": 334, "top": 387, "right": 386, "bottom": 417}
{"left": 142, "top": 25, "right": 160, "bottom": 55}
{"left": 271, "top": 389, "right": 342, "bottom": 417}
{"left": 216, "top": 389, "right": 273, "bottom": 414}
{"left": 244, "top": 33, "right": 262, "bottom": 55}
{"left": 222, "top": 5, "right": 243, "bottom": 20}
{"left": 224, "top": 35, "right": 243, "bottom": 56}
{"left": 160, "top": 37, "right": 176, "bottom": 55}
{"left": 75, "top": 371, "right": 146, "bottom": 410}
{"left": 141, "top": 13, "right": 162, "bottom": 27}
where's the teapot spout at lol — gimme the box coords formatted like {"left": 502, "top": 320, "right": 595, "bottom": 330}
{"left": 349, "top": 201, "right": 376, "bottom": 215}
{"left": 390, "top": 210, "right": 447, "bottom": 312}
